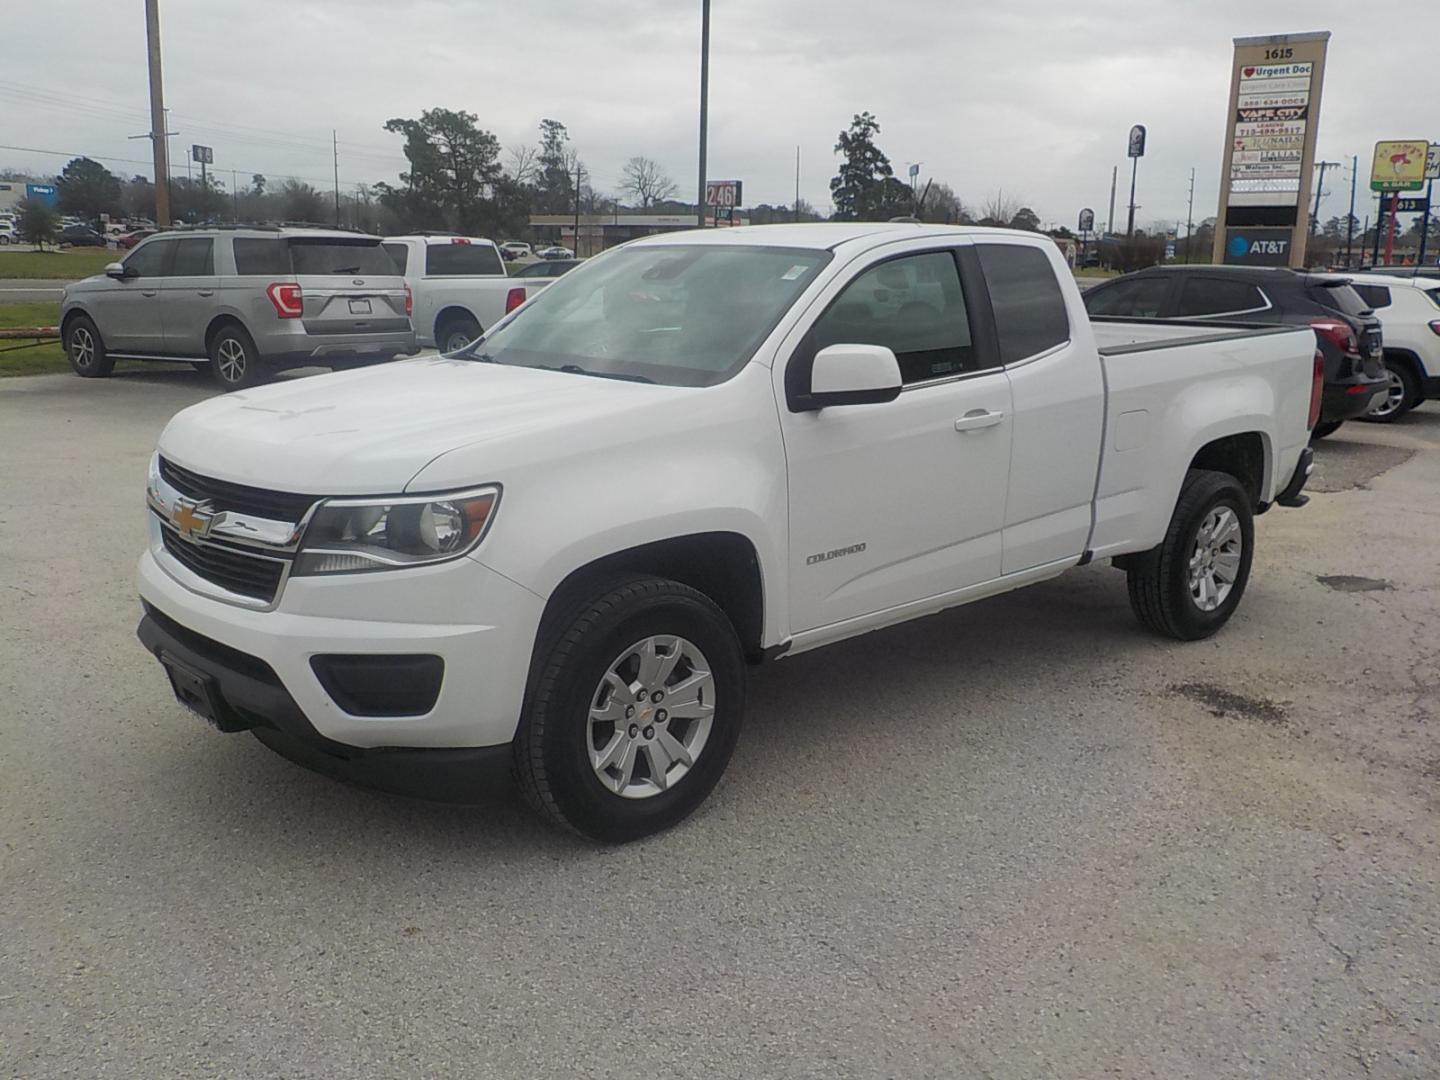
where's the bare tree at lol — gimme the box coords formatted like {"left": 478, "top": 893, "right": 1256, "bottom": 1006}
{"left": 619, "top": 156, "right": 679, "bottom": 209}
{"left": 506, "top": 144, "right": 538, "bottom": 185}
{"left": 980, "top": 190, "right": 1020, "bottom": 226}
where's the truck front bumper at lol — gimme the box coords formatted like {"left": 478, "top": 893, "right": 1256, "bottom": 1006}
{"left": 137, "top": 546, "right": 545, "bottom": 772}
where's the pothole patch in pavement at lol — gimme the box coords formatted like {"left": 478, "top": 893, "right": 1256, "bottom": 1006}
{"left": 1307, "top": 443, "right": 1415, "bottom": 493}
{"left": 1317, "top": 574, "right": 1393, "bottom": 593}
{"left": 1170, "top": 682, "right": 1288, "bottom": 726}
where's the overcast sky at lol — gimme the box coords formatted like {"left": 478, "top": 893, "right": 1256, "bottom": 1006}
{"left": 4, "top": 0, "right": 1436, "bottom": 231}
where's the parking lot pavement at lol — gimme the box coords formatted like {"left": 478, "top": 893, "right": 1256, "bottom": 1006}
{"left": 2, "top": 368, "right": 1438, "bottom": 1080}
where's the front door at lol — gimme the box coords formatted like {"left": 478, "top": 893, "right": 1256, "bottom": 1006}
{"left": 159, "top": 237, "right": 219, "bottom": 357}
{"left": 91, "top": 237, "right": 173, "bottom": 353}
{"left": 777, "top": 246, "right": 1013, "bottom": 634}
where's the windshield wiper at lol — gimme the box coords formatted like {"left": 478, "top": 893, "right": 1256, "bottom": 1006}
{"left": 538, "top": 363, "right": 654, "bottom": 384}
{"left": 330, "top": 266, "right": 361, "bottom": 274}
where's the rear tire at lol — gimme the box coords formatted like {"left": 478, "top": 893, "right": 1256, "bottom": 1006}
{"left": 208, "top": 323, "right": 264, "bottom": 391}
{"left": 514, "top": 575, "right": 745, "bottom": 843}
{"left": 1126, "top": 469, "right": 1254, "bottom": 641}
{"left": 437, "top": 315, "right": 482, "bottom": 354}
{"left": 1310, "top": 420, "right": 1343, "bottom": 440}
{"left": 1360, "top": 358, "right": 1418, "bottom": 423}
{"left": 64, "top": 314, "right": 114, "bottom": 378}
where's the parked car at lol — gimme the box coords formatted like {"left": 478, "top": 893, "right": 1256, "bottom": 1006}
{"left": 116, "top": 228, "right": 159, "bottom": 250}
{"left": 537, "top": 244, "right": 574, "bottom": 260}
{"left": 511, "top": 258, "right": 580, "bottom": 280}
{"left": 1353, "top": 266, "right": 1440, "bottom": 282}
{"left": 498, "top": 241, "right": 532, "bottom": 261}
{"left": 0, "top": 220, "right": 16, "bottom": 245}
{"left": 1349, "top": 274, "right": 1440, "bottom": 421}
{"left": 60, "top": 225, "right": 416, "bottom": 390}
{"left": 1083, "top": 265, "right": 1387, "bottom": 438}
{"left": 135, "top": 223, "right": 1318, "bottom": 841}
{"left": 382, "top": 234, "right": 554, "bottom": 352}
{"left": 60, "top": 224, "right": 105, "bottom": 247}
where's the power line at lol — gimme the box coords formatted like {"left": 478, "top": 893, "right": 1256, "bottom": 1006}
{"left": 0, "top": 142, "right": 388, "bottom": 190}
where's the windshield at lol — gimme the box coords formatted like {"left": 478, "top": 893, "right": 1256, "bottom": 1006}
{"left": 288, "top": 239, "right": 396, "bottom": 276}
{"left": 470, "top": 244, "right": 831, "bottom": 387}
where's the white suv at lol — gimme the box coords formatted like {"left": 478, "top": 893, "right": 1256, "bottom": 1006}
{"left": 1351, "top": 274, "right": 1440, "bottom": 421}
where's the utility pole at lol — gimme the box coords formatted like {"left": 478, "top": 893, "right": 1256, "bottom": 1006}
{"left": 143, "top": 0, "right": 171, "bottom": 226}
{"left": 332, "top": 130, "right": 341, "bottom": 226}
{"left": 1107, "top": 165, "right": 1117, "bottom": 236}
{"left": 794, "top": 145, "right": 800, "bottom": 223}
{"left": 1310, "top": 160, "right": 1337, "bottom": 241}
{"left": 1346, "top": 154, "right": 1358, "bottom": 267}
{"left": 231, "top": 168, "right": 239, "bottom": 221}
{"left": 574, "top": 161, "right": 584, "bottom": 256}
{"left": 696, "top": 0, "right": 710, "bottom": 228}
{"left": 1184, "top": 167, "right": 1195, "bottom": 263}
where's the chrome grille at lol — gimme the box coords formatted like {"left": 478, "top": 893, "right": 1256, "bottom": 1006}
{"left": 159, "top": 457, "right": 317, "bottom": 523}
{"left": 160, "top": 527, "right": 286, "bottom": 603}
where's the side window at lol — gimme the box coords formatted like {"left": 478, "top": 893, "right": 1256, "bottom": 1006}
{"left": 232, "top": 238, "right": 290, "bottom": 276}
{"left": 168, "top": 238, "right": 214, "bottom": 277}
{"left": 809, "top": 251, "right": 977, "bottom": 385}
{"left": 1351, "top": 284, "right": 1391, "bottom": 310}
{"left": 1174, "top": 277, "right": 1267, "bottom": 317}
{"left": 382, "top": 242, "right": 409, "bottom": 274}
{"left": 976, "top": 244, "right": 1071, "bottom": 363}
{"left": 122, "top": 240, "right": 174, "bottom": 278}
{"left": 1084, "top": 276, "right": 1170, "bottom": 318}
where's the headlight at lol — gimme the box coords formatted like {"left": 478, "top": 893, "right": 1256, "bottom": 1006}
{"left": 293, "top": 486, "right": 500, "bottom": 576}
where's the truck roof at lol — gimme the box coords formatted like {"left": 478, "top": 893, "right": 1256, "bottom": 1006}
{"left": 627, "top": 222, "right": 1040, "bottom": 251}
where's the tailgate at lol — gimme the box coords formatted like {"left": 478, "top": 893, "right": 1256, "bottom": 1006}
{"left": 287, "top": 238, "right": 410, "bottom": 334}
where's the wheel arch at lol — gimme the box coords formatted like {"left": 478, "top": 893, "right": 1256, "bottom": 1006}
{"left": 434, "top": 305, "right": 483, "bottom": 343}
{"left": 1382, "top": 348, "right": 1426, "bottom": 404}
{"left": 1188, "top": 431, "right": 1269, "bottom": 509}
{"left": 203, "top": 313, "right": 255, "bottom": 353}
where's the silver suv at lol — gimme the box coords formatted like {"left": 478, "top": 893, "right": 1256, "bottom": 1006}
{"left": 60, "top": 226, "right": 417, "bottom": 390}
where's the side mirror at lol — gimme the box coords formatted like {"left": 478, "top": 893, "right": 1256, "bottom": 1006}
{"left": 104, "top": 262, "right": 131, "bottom": 279}
{"left": 798, "top": 343, "right": 903, "bottom": 410}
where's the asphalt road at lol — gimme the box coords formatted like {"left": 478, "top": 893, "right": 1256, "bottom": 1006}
{"left": 2, "top": 368, "right": 1438, "bottom": 1079}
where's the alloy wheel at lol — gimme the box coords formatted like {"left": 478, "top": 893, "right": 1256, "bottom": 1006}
{"left": 1188, "top": 506, "right": 1242, "bottom": 612}
{"left": 216, "top": 337, "right": 247, "bottom": 383}
{"left": 70, "top": 326, "right": 94, "bottom": 369}
{"left": 1368, "top": 369, "right": 1406, "bottom": 419}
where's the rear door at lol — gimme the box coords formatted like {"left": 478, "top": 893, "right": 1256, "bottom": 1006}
{"left": 92, "top": 237, "right": 174, "bottom": 352}
{"left": 159, "top": 236, "right": 218, "bottom": 356}
{"left": 286, "top": 237, "right": 409, "bottom": 337}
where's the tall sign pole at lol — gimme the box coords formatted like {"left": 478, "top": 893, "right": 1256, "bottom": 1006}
{"left": 144, "top": 0, "right": 171, "bottom": 226}
{"left": 1370, "top": 139, "right": 1428, "bottom": 267}
{"left": 1126, "top": 125, "right": 1145, "bottom": 237}
{"left": 1107, "top": 165, "right": 1117, "bottom": 236}
{"left": 696, "top": 0, "right": 710, "bottom": 229}
{"left": 1214, "top": 31, "right": 1330, "bottom": 268}
{"left": 1419, "top": 144, "right": 1440, "bottom": 269}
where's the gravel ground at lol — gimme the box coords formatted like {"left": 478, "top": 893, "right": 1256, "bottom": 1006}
{"left": 2, "top": 368, "right": 1437, "bottom": 1080}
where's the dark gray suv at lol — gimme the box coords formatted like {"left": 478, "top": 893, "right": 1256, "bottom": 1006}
{"left": 59, "top": 226, "right": 416, "bottom": 390}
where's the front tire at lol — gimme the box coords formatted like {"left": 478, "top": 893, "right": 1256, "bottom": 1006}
{"left": 1361, "top": 358, "right": 1418, "bottom": 423}
{"left": 515, "top": 575, "right": 745, "bottom": 842}
{"left": 208, "top": 323, "right": 264, "bottom": 391}
{"left": 1126, "top": 469, "right": 1255, "bottom": 641}
{"left": 64, "top": 314, "right": 114, "bottom": 378}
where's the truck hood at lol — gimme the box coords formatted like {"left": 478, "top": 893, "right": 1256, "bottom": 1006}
{"left": 158, "top": 356, "right": 683, "bottom": 495}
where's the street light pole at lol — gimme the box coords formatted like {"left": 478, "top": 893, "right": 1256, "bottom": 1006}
{"left": 1125, "top": 156, "right": 1138, "bottom": 238}
{"left": 696, "top": 0, "right": 710, "bottom": 229}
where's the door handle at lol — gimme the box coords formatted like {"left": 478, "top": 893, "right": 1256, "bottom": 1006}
{"left": 954, "top": 409, "right": 1005, "bottom": 433}
{"left": 197, "top": 290, "right": 214, "bottom": 297}
{"left": 141, "top": 290, "right": 158, "bottom": 298}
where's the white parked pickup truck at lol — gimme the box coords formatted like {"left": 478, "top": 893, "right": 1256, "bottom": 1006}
{"left": 382, "top": 234, "right": 551, "bottom": 353}
{"left": 137, "top": 223, "right": 1320, "bottom": 841}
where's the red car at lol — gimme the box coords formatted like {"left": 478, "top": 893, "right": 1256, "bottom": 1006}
{"left": 116, "top": 229, "right": 158, "bottom": 250}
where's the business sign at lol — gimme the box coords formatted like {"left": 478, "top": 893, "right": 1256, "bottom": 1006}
{"left": 704, "top": 180, "right": 742, "bottom": 208}
{"left": 1215, "top": 32, "right": 1329, "bottom": 266}
{"left": 1371, "top": 141, "right": 1428, "bottom": 191}
{"left": 1393, "top": 197, "right": 1428, "bottom": 214}
{"left": 1428, "top": 144, "right": 1440, "bottom": 180}
{"left": 191, "top": 144, "right": 214, "bottom": 165}
{"left": 25, "top": 183, "right": 57, "bottom": 207}
{"left": 1225, "top": 227, "right": 1293, "bottom": 266}
{"left": 1127, "top": 125, "right": 1146, "bottom": 158}
{"left": 1077, "top": 207, "right": 1094, "bottom": 232}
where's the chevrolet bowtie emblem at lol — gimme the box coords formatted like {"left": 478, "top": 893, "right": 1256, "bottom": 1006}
{"left": 170, "top": 498, "right": 215, "bottom": 539}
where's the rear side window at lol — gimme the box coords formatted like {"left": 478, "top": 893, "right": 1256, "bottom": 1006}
{"left": 425, "top": 242, "right": 504, "bottom": 276}
{"left": 1423, "top": 288, "right": 1440, "bottom": 311}
{"left": 1084, "top": 276, "right": 1170, "bottom": 318}
{"left": 1174, "top": 277, "right": 1267, "bottom": 317}
{"left": 977, "top": 243, "right": 1070, "bottom": 362}
{"left": 232, "top": 238, "right": 290, "bottom": 276}
{"left": 810, "top": 251, "right": 978, "bottom": 384}
{"left": 169, "top": 238, "right": 214, "bottom": 276}
{"left": 382, "top": 242, "right": 409, "bottom": 274}
{"left": 1351, "top": 284, "right": 1391, "bottom": 309}
{"left": 123, "top": 239, "right": 174, "bottom": 277}
{"left": 288, "top": 240, "right": 395, "bottom": 276}
{"left": 1309, "top": 282, "right": 1371, "bottom": 317}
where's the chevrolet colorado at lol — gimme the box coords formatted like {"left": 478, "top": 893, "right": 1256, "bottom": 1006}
{"left": 137, "top": 223, "right": 1319, "bottom": 841}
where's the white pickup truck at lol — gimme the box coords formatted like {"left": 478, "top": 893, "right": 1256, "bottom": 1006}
{"left": 381, "top": 234, "right": 551, "bottom": 352}
{"left": 137, "top": 223, "right": 1319, "bottom": 841}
